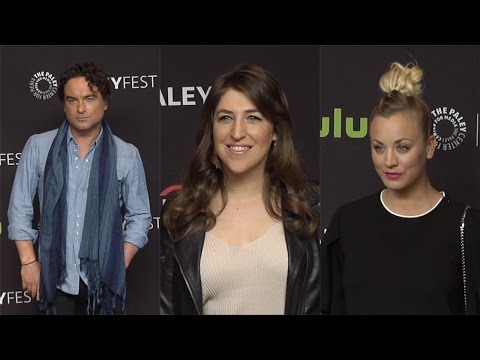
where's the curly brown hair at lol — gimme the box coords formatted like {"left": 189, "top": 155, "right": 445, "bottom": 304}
{"left": 58, "top": 61, "right": 111, "bottom": 103}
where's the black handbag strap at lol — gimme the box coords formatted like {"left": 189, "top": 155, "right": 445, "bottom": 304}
{"left": 460, "top": 205, "right": 471, "bottom": 314}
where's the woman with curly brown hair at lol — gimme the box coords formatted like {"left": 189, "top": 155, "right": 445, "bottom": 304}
{"left": 160, "top": 64, "right": 320, "bottom": 315}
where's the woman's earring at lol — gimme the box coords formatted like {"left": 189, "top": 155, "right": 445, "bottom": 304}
{"left": 273, "top": 141, "right": 277, "bottom": 147}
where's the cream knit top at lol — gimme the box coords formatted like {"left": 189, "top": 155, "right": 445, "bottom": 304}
{"left": 201, "top": 222, "right": 288, "bottom": 315}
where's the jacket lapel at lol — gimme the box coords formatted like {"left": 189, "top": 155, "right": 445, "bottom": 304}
{"left": 175, "top": 231, "right": 205, "bottom": 314}
{"left": 285, "top": 227, "right": 307, "bottom": 296}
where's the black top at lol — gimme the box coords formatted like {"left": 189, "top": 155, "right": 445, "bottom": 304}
{"left": 321, "top": 192, "right": 480, "bottom": 314}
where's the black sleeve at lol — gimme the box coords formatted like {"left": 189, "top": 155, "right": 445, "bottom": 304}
{"left": 465, "top": 207, "right": 480, "bottom": 314}
{"left": 305, "top": 234, "right": 321, "bottom": 315}
{"left": 321, "top": 207, "right": 346, "bottom": 314}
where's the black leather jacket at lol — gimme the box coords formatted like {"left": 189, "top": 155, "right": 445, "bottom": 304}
{"left": 160, "top": 186, "right": 321, "bottom": 315}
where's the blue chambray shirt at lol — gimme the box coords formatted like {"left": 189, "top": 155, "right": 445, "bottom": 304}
{"left": 7, "top": 124, "right": 151, "bottom": 295}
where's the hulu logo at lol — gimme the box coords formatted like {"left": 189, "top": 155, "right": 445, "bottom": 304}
{"left": 320, "top": 108, "right": 368, "bottom": 138}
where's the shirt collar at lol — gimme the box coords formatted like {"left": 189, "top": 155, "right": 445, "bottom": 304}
{"left": 67, "top": 124, "right": 103, "bottom": 149}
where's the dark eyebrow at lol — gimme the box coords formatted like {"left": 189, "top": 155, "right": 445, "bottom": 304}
{"left": 216, "top": 108, "right": 260, "bottom": 115}
{"left": 216, "top": 109, "right": 233, "bottom": 115}
{"left": 65, "top": 93, "right": 98, "bottom": 101}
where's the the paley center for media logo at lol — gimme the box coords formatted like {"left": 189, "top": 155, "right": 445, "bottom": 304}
{"left": 431, "top": 107, "right": 467, "bottom": 151}
{"left": 29, "top": 71, "right": 58, "bottom": 100}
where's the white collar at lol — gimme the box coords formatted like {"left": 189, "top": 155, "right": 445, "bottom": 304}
{"left": 380, "top": 190, "right": 445, "bottom": 218}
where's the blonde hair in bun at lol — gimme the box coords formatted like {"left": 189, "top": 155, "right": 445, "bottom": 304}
{"left": 370, "top": 61, "right": 431, "bottom": 140}
{"left": 379, "top": 62, "right": 423, "bottom": 97}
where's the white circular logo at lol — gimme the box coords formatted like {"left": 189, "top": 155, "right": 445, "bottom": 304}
{"left": 29, "top": 71, "right": 58, "bottom": 100}
{"left": 431, "top": 107, "right": 467, "bottom": 151}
